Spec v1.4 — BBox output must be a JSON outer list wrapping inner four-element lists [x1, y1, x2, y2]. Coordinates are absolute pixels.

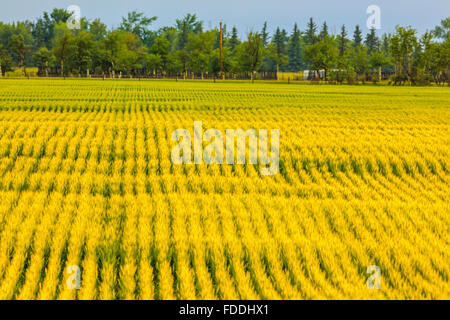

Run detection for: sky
[[0, 0, 449, 37]]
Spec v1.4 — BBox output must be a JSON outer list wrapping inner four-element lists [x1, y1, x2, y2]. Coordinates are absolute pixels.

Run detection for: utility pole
[[220, 22, 224, 80]]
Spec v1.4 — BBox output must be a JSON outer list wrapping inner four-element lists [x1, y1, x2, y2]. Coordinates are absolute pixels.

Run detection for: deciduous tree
[[304, 36, 338, 80], [238, 32, 264, 82]]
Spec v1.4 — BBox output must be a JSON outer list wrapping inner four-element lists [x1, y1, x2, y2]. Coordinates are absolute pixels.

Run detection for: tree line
[[0, 9, 448, 84]]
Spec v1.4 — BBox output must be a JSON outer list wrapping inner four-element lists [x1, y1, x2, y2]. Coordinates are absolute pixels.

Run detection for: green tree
[[353, 25, 363, 47], [389, 26, 418, 82], [433, 17, 450, 41], [90, 19, 107, 41], [287, 23, 303, 71], [0, 45, 13, 76], [338, 25, 348, 57], [369, 51, 390, 82], [319, 22, 329, 40], [120, 11, 157, 46], [31, 13, 53, 49], [261, 22, 269, 47], [210, 46, 233, 74], [166, 50, 185, 75], [186, 30, 216, 77], [381, 34, 390, 54], [350, 44, 368, 81], [100, 30, 146, 77], [30, 8, 72, 50], [334, 50, 352, 84], [418, 31, 434, 74], [50, 8, 72, 24], [428, 39, 449, 84], [68, 32, 95, 76], [52, 25, 73, 76], [32, 47, 54, 76], [305, 18, 317, 45], [238, 32, 264, 82], [100, 30, 121, 76], [9, 34, 31, 75], [365, 28, 379, 54], [279, 29, 289, 71], [304, 36, 338, 80], [176, 14, 203, 50], [145, 53, 162, 75], [115, 32, 146, 76], [228, 26, 240, 52], [214, 24, 227, 50], [269, 28, 289, 78], [150, 36, 171, 73]]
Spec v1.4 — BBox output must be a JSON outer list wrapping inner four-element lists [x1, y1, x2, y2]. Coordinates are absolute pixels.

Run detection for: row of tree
[[0, 9, 448, 84]]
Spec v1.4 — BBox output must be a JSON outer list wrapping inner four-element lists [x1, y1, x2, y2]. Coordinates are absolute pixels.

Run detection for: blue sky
[[1, 0, 449, 37]]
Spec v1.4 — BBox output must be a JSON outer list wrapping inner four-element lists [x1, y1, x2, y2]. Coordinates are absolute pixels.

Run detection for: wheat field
[[0, 79, 448, 300]]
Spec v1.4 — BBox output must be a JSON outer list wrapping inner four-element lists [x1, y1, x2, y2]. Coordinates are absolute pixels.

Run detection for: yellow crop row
[[0, 79, 448, 299]]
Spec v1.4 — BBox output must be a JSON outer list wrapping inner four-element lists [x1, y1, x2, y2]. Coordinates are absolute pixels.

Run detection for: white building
[[303, 70, 326, 80]]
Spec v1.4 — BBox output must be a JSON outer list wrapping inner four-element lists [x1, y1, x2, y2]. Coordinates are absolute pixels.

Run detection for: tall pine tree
[[319, 22, 329, 40], [338, 25, 348, 56], [353, 25, 362, 47], [272, 28, 288, 55], [261, 22, 269, 47], [269, 27, 289, 76], [365, 27, 379, 54], [287, 23, 303, 71], [260, 22, 271, 72], [229, 26, 240, 51], [305, 18, 317, 45], [280, 29, 289, 71], [381, 33, 390, 54]]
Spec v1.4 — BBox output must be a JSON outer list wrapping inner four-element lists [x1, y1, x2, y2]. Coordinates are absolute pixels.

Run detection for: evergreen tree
[[229, 26, 240, 51], [287, 23, 303, 71], [31, 14, 53, 49], [365, 27, 379, 54], [272, 28, 288, 56], [261, 22, 269, 47], [338, 25, 348, 56], [381, 33, 390, 54], [280, 30, 289, 54], [31, 9, 71, 49], [259, 22, 271, 72], [269, 28, 289, 77], [353, 25, 362, 47], [319, 22, 329, 40], [305, 17, 317, 45], [272, 28, 285, 54]]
